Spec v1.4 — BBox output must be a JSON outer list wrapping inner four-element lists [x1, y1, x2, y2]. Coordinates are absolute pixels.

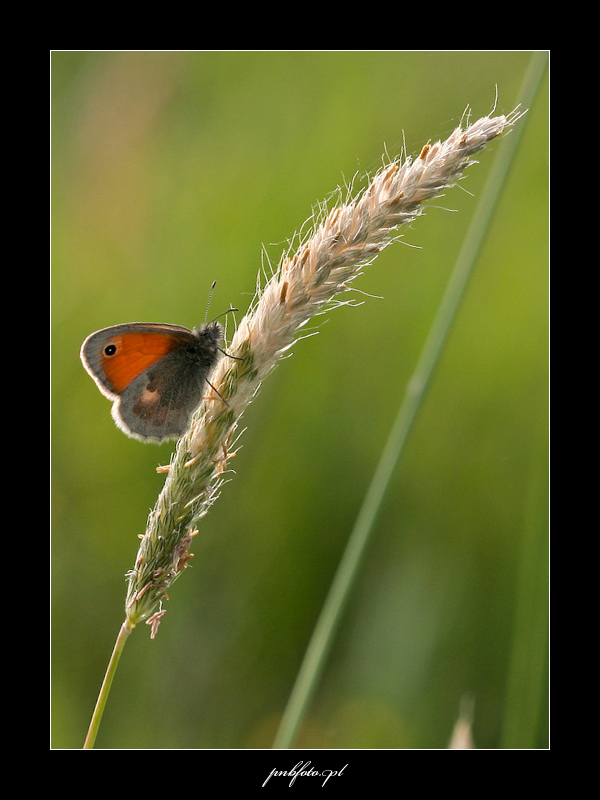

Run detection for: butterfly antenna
[[204, 280, 218, 323], [211, 307, 238, 324], [205, 281, 238, 325]]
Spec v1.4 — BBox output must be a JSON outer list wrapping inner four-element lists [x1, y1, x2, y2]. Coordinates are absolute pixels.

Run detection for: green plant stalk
[[501, 399, 549, 748], [273, 52, 548, 749], [83, 620, 135, 749]]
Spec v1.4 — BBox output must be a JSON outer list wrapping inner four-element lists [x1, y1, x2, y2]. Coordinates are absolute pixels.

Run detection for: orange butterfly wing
[[99, 331, 183, 394], [81, 324, 195, 397]]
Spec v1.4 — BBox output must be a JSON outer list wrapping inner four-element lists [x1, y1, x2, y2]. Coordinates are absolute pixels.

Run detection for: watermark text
[[263, 760, 347, 787]]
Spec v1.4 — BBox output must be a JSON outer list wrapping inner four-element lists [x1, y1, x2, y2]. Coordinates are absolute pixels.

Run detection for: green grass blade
[[273, 52, 549, 750]]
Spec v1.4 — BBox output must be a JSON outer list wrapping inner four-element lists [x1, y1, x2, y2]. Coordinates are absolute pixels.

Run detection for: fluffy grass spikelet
[[125, 108, 521, 632]]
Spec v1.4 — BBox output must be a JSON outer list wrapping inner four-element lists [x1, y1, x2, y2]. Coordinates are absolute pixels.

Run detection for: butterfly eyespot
[[104, 344, 117, 356]]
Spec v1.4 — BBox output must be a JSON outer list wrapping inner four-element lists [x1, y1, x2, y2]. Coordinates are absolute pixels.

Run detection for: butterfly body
[[80, 321, 224, 442]]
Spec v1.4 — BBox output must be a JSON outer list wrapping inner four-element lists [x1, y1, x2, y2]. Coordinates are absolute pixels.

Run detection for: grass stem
[[273, 52, 548, 750], [83, 620, 135, 749]]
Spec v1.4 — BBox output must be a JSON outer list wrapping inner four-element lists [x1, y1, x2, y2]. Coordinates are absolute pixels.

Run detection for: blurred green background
[[51, 51, 548, 750]]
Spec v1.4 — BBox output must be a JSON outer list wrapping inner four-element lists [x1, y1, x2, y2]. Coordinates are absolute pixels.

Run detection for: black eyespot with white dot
[[104, 344, 117, 356]]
